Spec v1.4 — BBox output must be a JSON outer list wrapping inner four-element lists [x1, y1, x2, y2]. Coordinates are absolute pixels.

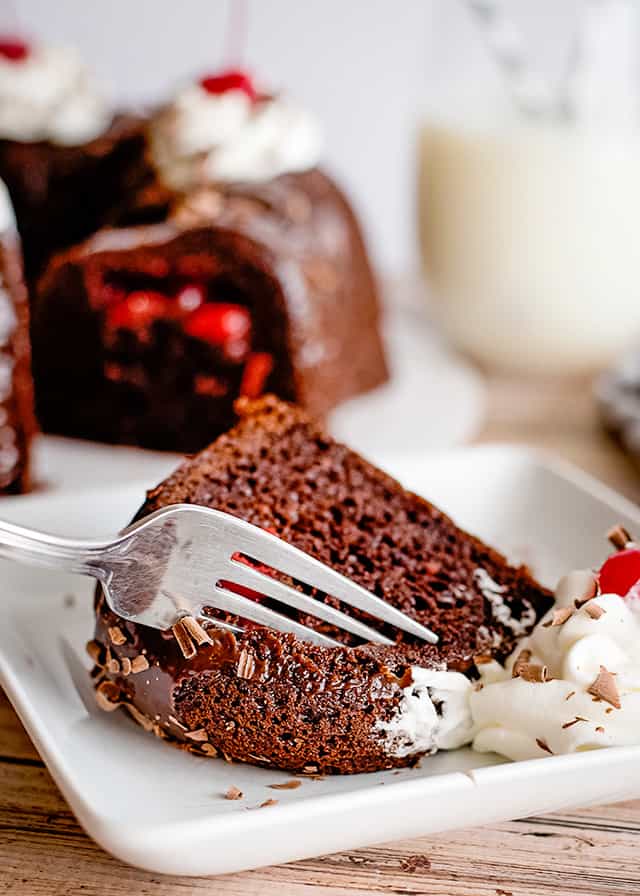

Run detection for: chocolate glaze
[[92, 397, 553, 774], [0, 114, 146, 282]]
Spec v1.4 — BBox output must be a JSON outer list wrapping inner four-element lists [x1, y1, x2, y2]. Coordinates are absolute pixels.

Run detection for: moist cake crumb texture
[[92, 396, 552, 774]]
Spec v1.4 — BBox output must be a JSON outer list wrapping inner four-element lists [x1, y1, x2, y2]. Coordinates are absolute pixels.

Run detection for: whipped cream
[[149, 81, 323, 191], [471, 570, 640, 760], [0, 43, 111, 145], [0, 179, 15, 232], [377, 666, 475, 757]]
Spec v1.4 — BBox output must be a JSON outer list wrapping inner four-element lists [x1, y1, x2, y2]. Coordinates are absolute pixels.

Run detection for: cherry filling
[[0, 37, 29, 62], [102, 281, 273, 399]]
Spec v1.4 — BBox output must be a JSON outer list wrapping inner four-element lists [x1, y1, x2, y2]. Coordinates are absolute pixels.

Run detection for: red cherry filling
[[105, 290, 171, 332], [183, 303, 250, 350], [240, 352, 274, 398], [0, 37, 29, 62], [599, 547, 640, 596], [199, 69, 256, 101]]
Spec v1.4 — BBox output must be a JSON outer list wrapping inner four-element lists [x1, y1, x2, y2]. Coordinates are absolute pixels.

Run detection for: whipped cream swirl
[[0, 44, 111, 145], [149, 82, 323, 191], [471, 570, 640, 760]]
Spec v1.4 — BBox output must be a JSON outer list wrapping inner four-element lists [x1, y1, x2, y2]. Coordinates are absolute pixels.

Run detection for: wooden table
[[3, 373, 640, 896]]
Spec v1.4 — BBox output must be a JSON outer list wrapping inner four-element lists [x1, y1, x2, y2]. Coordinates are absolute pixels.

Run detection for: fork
[[0, 504, 438, 647]]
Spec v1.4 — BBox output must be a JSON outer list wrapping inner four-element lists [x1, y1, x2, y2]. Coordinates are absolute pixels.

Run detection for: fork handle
[[0, 519, 111, 581]]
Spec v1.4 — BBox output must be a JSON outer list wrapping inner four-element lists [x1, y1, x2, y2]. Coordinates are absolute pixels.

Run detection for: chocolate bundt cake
[[0, 38, 145, 279], [32, 70, 387, 453], [90, 397, 552, 774], [0, 178, 35, 493]]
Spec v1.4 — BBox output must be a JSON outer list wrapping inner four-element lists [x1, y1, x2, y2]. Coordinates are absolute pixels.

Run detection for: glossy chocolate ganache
[[90, 397, 552, 775]]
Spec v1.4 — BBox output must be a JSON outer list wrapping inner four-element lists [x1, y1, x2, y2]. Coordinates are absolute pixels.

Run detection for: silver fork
[[0, 504, 438, 647]]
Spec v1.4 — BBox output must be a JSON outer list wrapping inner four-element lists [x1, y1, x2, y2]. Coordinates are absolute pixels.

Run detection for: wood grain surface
[[3, 371, 640, 895]]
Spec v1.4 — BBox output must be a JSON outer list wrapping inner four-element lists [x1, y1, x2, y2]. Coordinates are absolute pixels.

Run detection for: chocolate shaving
[[85, 639, 105, 666], [130, 655, 149, 673], [588, 666, 621, 709], [180, 615, 213, 646], [185, 728, 209, 742], [515, 662, 549, 683], [607, 524, 633, 551], [268, 780, 301, 790], [512, 649, 532, 678], [542, 607, 573, 628], [106, 657, 120, 675], [120, 656, 132, 676], [562, 716, 588, 729], [107, 625, 127, 646], [259, 799, 278, 808], [125, 703, 155, 732], [565, 691, 576, 701], [237, 649, 256, 680], [585, 603, 606, 619], [171, 619, 197, 659], [201, 743, 218, 757], [572, 573, 599, 607], [302, 764, 319, 774], [94, 680, 122, 712], [224, 786, 243, 800], [536, 738, 554, 755]]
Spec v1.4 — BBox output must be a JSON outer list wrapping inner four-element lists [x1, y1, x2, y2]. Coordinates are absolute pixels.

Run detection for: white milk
[[419, 122, 640, 374]]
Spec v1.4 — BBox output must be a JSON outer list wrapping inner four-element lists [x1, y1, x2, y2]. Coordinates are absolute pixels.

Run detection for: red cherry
[[0, 37, 29, 62], [183, 303, 250, 348], [599, 548, 640, 596], [106, 291, 171, 332], [199, 69, 256, 101]]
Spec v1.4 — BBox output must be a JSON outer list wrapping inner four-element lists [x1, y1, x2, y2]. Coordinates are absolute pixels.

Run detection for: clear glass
[[419, 0, 640, 375]]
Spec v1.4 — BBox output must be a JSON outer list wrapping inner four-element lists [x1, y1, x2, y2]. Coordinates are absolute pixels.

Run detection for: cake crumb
[[259, 798, 279, 808], [224, 786, 243, 800], [536, 738, 554, 755]]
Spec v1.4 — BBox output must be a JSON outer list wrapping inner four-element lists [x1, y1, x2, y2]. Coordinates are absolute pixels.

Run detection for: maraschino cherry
[[0, 37, 29, 62], [199, 69, 256, 101], [599, 547, 640, 596]]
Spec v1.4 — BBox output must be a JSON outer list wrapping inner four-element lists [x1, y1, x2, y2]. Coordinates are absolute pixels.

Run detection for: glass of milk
[[419, 1, 640, 375]]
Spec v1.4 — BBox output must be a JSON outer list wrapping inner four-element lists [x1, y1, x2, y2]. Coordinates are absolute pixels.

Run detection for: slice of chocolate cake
[[91, 397, 552, 774], [32, 71, 387, 453], [0, 179, 36, 493], [0, 38, 146, 280]]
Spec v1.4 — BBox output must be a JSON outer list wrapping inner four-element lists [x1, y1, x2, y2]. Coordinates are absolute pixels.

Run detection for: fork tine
[[226, 559, 394, 645], [225, 517, 439, 645], [208, 585, 339, 647]]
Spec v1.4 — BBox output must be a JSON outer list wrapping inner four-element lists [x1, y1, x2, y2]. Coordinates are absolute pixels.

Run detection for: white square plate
[[2, 445, 640, 876]]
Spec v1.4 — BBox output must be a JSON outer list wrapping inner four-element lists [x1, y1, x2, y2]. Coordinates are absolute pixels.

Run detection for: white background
[[13, 1, 579, 275]]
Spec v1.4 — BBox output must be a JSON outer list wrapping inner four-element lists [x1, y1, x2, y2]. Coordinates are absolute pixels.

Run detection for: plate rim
[[3, 442, 640, 874]]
